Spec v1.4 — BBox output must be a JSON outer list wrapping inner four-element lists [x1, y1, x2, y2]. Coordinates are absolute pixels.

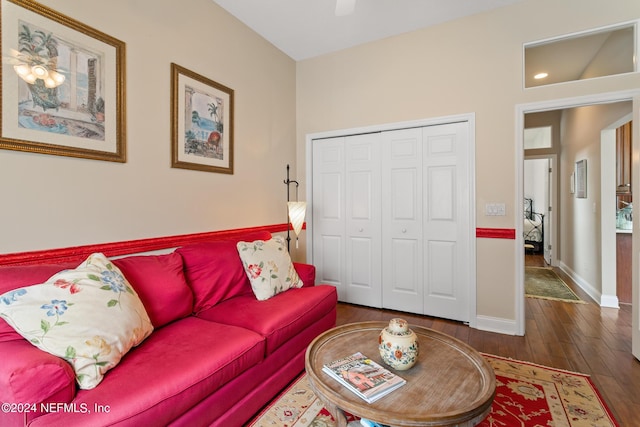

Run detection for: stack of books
[[322, 352, 406, 404]]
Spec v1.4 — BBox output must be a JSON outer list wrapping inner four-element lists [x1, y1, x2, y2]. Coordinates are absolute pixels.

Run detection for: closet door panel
[[388, 237, 421, 294], [382, 128, 423, 314], [427, 166, 455, 221], [344, 134, 382, 307], [391, 168, 418, 219], [318, 235, 343, 284], [312, 137, 347, 299], [349, 237, 374, 286], [426, 240, 456, 296], [423, 123, 470, 322]]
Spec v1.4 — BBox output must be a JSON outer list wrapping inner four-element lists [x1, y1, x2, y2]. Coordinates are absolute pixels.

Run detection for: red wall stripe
[[476, 228, 516, 239], [1, 224, 509, 267], [0, 223, 301, 267]]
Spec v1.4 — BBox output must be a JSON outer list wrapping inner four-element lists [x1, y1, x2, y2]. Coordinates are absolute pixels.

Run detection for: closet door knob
[[359, 228, 364, 232], [402, 228, 407, 233]]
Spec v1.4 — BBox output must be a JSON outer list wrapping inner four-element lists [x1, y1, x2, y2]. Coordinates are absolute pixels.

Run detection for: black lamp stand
[[283, 164, 299, 252]]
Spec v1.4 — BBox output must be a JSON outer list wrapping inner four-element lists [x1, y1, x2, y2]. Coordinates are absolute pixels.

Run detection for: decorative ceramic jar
[[378, 318, 419, 370]]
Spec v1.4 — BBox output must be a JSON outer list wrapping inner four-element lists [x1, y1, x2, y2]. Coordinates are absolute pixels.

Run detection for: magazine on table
[[359, 419, 390, 427], [322, 352, 406, 404]]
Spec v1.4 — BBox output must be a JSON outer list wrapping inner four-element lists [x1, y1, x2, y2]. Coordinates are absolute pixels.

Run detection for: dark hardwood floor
[[334, 253, 639, 426]]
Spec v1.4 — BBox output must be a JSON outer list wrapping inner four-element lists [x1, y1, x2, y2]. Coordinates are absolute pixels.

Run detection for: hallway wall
[[560, 102, 632, 299]]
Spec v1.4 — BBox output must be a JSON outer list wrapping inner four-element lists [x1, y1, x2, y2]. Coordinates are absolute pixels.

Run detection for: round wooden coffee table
[[305, 321, 495, 427]]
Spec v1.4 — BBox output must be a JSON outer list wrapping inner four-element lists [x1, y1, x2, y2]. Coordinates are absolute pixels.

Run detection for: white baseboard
[[600, 294, 620, 308], [558, 262, 616, 307], [475, 315, 521, 336]]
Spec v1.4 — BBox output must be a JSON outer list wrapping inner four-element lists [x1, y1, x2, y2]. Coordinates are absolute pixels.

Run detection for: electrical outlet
[[485, 203, 506, 216]]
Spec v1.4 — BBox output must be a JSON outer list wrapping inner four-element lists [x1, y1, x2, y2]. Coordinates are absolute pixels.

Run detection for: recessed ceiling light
[[335, 0, 356, 16], [534, 72, 548, 79]]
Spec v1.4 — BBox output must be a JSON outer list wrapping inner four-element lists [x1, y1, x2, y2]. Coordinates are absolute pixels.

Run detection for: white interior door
[[344, 133, 382, 307], [543, 158, 552, 265], [312, 137, 346, 300], [381, 128, 424, 313], [422, 122, 471, 322]]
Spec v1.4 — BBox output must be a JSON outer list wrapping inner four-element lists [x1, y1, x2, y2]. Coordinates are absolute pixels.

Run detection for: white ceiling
[[211, 0, 525, 61]]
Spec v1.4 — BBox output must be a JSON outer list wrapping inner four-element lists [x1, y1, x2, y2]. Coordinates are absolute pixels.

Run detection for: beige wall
[[0, 0, 297, 253], [296, 0, 640, 323]]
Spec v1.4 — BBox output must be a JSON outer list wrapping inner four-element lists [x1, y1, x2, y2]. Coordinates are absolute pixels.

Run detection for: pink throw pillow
[[113, 253, 193, 327], [177, 231, 271, 312]]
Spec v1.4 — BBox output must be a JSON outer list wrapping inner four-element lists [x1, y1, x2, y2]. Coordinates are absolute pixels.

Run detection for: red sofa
[[0, 231, 337, 426]]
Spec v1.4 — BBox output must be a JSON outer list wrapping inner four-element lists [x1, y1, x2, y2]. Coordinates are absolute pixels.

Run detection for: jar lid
[[388, 318, 409, 334]]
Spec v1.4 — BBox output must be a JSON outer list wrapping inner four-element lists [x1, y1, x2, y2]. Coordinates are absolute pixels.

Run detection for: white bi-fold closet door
[[311, 121, 471, 322]]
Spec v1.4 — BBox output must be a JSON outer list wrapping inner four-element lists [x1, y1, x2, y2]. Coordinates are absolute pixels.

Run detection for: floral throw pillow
[[0, 253, 153, 389], [236, 236, 303, 301]]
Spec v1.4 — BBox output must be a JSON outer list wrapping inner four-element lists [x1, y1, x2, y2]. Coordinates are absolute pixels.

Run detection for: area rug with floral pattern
[[248, 354, 619, 427]]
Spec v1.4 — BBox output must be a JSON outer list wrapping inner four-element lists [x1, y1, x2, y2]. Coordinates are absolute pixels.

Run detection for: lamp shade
[[287, 201, 307, 237]]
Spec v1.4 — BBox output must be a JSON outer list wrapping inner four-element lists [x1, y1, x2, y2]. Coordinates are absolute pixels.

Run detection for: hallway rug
[[249, 354, 618, 427], [525, 266, 586, 304]]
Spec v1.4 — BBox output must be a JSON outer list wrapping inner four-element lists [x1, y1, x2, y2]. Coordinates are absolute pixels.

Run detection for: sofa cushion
[[293, 262, 316, 288], [0, 253, 154, 389], [236, 236, 303, 300], [29, 317, 265, 427], [176, 231, 272, 312], [0, 263, 76, 343], [0, 339, 76, 404], [197, 284, 338, 355], [113, 252, 193, 327]]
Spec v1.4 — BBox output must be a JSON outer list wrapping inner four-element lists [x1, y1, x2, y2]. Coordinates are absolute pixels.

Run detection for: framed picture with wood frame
[[171, 63, 234, 174], [0, 0, 126, 162]]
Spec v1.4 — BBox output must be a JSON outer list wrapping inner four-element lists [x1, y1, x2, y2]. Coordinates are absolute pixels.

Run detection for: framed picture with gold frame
[[171, 63, 234, 174], [0, 0, 126, 162]]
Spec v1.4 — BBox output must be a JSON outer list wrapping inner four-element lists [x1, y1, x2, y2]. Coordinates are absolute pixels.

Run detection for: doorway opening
[[515, 91, 639, 338], [524, 155, 556, 267]]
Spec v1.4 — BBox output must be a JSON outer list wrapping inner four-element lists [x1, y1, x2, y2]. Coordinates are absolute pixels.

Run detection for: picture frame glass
[[0, 0, 125, 161], [172, 63, 234, 174]]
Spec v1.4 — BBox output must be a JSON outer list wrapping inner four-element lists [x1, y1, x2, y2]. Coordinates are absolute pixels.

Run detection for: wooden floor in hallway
[[335, 253, 639, 426]]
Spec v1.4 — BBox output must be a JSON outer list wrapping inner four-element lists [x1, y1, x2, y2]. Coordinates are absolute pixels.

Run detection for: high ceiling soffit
[[211, 0, 526, 60]]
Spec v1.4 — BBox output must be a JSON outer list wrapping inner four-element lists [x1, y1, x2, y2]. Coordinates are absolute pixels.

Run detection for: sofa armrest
[[293, 262, 316, 287], [0, 339, 76, 404]]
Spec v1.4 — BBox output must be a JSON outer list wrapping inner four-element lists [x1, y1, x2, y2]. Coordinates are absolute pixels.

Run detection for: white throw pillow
[[237, 236, 303, 301], [0, 253, 153, 389]]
